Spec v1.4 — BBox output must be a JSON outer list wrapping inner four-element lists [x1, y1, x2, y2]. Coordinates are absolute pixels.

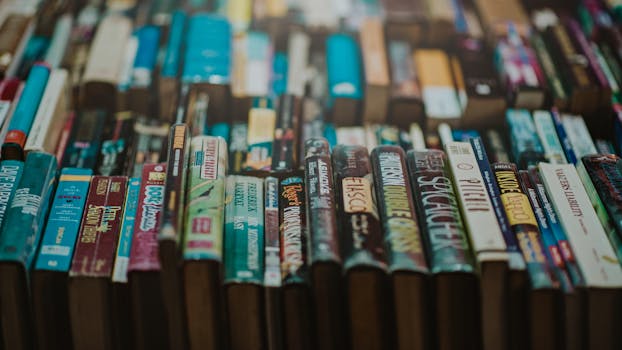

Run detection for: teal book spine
[[0, 160, 24, 228], [224, 175, 264, 284], [35, 168, 93, 272], [326, 33, 363, 103], [111, 177, 141, 283], [0, 152, 57, 268]]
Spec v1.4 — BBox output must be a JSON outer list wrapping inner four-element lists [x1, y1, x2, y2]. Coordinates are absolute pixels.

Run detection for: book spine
[[82, 15, 132, 86], [336, 126, 366, 146], [36, 168, 93, 272], [242, 31, 272, 97], [245, 98, 276, 172], [530, 32, 567, 104], [360, 18, 389, 124], [131, 25, 160, 88], [519, 170, 574, 292], [376, 125, 400, 146], [0, 152, 56, 267], [323, 123, 337, 149], [0, 79, 20, 129], [264, 176, 281, 287], [44, 13, 72, 68], [532, 110, 567, 164], [506, 109, 545, 169], [0, 160, 23, 229], [229, 122, 248, 174], [272, 94, 301, 172], [388, 40, 422, 100], [0, 14, 33, 78], [326, 33, 363, 102], [112, 177, 140, 283], [183, 136, 227, 261], [561, 114, 597, 160], [304, 138, 340, 264], [272, 52, 288, 96], [406, 149, 475, 273], [279, 173, 308, 285], [97, 112, 135, 176], [209, 122, 230, 142], [128, 164, 166, 272], [332, 145, 386, 271], [2, 63, 50, 159], [159, 123, 190, 247], [550, 109, 577, 164], [70, 176, 128, 277], [227, 0, 252, 33], [538, 163, 622, 287], [182, 14, 231, 84], [371, 146, 428, 273], [61, 109, 107, 170], [54, 111, 75, 166], [492, 162, 556, 289], [469, 137, 525, 270], [224, 175, 264, 284], [161, 11, 186, 78]]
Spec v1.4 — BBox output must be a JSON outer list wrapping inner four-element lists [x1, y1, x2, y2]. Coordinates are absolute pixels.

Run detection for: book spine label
[[0, 160, 23, 228], [70, 176, 128, 277], [304, 138, 340, 264], [0, 152, 57, 267], [272, 94, 301, 171], [245, 99, 276, 172], [183, 136, 227, 261], [128, 164, 166, 272], [224, 175, 264, 284], [371, 146, 428, 273], [506, 109, 545, 168], [279, 174, 308, 285], [112, 177, 140, 283], [36, 168, 93, 272], [539, 163, 622, 287], [493, 162, 557, 289], [470, 137, 525, 270], [264, 176, 281, 286], [406, 149, 475, 273], [446, 142, 508, 262], [333, 145, 386, 271], [326, 33, 363, 101], [533, 110, 567, 164], [159, 124, 190, 246]]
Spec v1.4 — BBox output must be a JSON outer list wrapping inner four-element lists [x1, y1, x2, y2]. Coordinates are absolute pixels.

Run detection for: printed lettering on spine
[[0, 160, 23, 229]]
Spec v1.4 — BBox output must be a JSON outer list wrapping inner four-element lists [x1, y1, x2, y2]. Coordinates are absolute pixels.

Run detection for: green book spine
[[0, 160, 24, 228]]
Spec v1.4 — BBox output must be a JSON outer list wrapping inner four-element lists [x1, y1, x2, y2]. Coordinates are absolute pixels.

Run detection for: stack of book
[[0, 0, 621, 350]]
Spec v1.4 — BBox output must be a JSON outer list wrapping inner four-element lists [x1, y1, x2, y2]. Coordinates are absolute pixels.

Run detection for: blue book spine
[[209, 122, 230, 142], [551, 109, 577, 165], [182, 14, 231, 84], [0, 160, 24, 228], [161, 10, 186, 78], [452, 129, 481, 142], [323, 123, 337, 150], [4, 64, 51, 152], [132, 25, 161, 87], [506, 109, 545, 168], [326, 33, 363, 104], [0, 152, 57, 268], [272, 52, 288, 96], [35, 168, 93, 272], [469, 137, 524, 270], [111, 177, 140, 283]]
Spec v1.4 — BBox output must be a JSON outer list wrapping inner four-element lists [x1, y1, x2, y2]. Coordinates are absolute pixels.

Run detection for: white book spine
[[286, 31, 310, 97], [533, 110, 567, 164], [82, 15, 132, 86], [539, 163, 622, 288], [446, 141, 508, 262], [409, 123, 426, 151], [562, 114, 597, 160]]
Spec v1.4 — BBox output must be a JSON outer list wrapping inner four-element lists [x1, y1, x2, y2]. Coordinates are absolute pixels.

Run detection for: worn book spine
[[279, 173, 308, 285], [272, 94, 301, 172], [332, 145, 387, 271], [112, 177, 140, 283], [97, 112, 135, 176], [304, 138, 340, 264], [159, 123, 190, 251], [532, 110, 567, 164], [224, 175, 264, 284], [70, 176, 128, 277], [2, 63, 50, 160], [36, 168, 93, 272], [470, 137, 525, 270], [0, 152, 57, 267], [506, 109, 545, 169], [183, 136, 227, 261], [229, 122, 248, 174], [493, 162, 557, 289], [371, 146, 427, 273], [128, 164, 166, 272], [0, 160, 23, 229], [446, 142, 509, 262], [61, 109, 107, 170], [264, 176, 281, 287], [245, 98, 276, 172]]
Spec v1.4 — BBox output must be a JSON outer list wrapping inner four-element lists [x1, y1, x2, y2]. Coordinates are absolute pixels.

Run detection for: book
[[539, 163, 622, 350], [387, 40, 424, 129], [97, 111, 135, 176], [445, 141, 509, 350], [561, 114, 597, 161], [472, 0, 530, 43], [332, 145, 390, 350], [279, 173, 312, 349], [245, 97, 276, 173], [32, 168, 92, 350], [111, 177, 140, 350], [184, 136, 227, 350], [224, 175, 265, 350], [413, 49, 462, 130], [530, 31, 568, 109], [406, 149, 479, 350], [127, 163, 169, 350], [61, 109, 107, 170], [128, 25, 160, 117], [336, 126, 366, 147], [158, 10, 185, 122], [384, 0, 426, 44], [286, 31, 310, 98], [423, 0, 456, 43], [550, 109, 578, 165], [68, 175, 128, 350], [532, 110, 567, 164], [326, 33, 363, 126], [272, 94, 301, 172], [128, 117, 169, 177], [360, 18, 389, 124], [2, 63, 50, 160], [229, 122, 248, 174], [370, 146, 430, 350], [0, 14, 34, 79], [0, 151, 56, 350], [44, 13, 72, 69], [263, 175, 283, 350], [0, 78, 21, 133], [506, 109, 546, 169]]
